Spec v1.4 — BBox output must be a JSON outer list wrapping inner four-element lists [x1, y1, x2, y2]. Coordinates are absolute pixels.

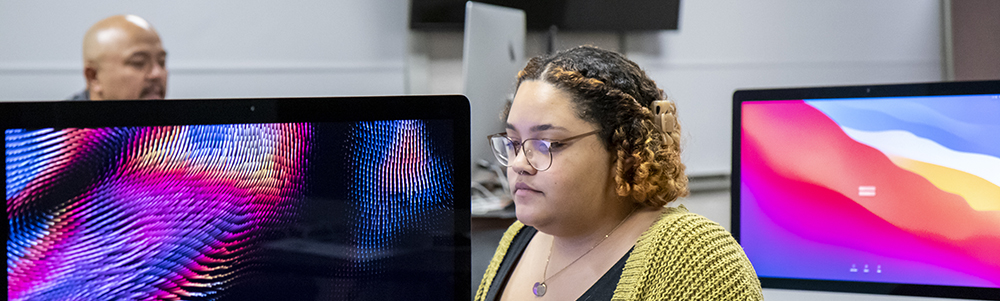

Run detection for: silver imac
[[463, 1, 526, 177]]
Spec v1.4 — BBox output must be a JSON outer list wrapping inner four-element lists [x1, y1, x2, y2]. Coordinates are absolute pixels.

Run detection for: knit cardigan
[[475, 206, 764, 301]]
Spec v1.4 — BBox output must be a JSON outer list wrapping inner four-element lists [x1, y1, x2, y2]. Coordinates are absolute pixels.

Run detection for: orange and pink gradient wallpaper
[[740, 96, 1000, 288]]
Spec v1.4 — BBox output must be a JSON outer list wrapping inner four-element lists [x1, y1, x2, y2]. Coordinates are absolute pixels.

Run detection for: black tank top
[[481, 226, 633, 301]]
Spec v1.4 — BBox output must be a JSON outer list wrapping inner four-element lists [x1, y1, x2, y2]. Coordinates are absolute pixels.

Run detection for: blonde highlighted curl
[[505, 46, 688, 207]]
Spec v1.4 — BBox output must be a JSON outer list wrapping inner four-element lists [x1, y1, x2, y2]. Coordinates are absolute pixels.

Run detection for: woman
[[476, 46, 762, 300]]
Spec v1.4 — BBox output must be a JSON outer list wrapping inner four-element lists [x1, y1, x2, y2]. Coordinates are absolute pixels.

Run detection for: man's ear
[[84, 65, 99, 95]]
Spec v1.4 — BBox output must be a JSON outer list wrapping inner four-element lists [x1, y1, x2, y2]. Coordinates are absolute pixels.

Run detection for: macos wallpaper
[[740, 95, 1000, 288], [7, 120, 456, 300]]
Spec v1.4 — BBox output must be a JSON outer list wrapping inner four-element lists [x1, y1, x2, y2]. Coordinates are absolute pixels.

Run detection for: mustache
[[140, 84, 165, 98]]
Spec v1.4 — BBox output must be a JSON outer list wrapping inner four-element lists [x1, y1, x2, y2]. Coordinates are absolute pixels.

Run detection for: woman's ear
[[613, 155, 638, 198], [622, 156, 636, 171]]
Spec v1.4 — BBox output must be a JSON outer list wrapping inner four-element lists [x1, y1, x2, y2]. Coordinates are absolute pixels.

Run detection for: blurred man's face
[[90, 28, 167, 100]]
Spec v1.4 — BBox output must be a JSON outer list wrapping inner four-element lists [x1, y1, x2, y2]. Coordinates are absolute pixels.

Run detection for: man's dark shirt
[[68, 89, 90, 101]]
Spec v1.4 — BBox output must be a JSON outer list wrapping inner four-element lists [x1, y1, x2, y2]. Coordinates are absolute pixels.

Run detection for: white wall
[[410, 0, 945, 177], [0, 0, 409, 101], [631, 0, 944, 176]]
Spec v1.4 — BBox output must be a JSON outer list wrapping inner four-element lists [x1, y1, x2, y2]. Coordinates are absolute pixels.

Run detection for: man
[[69, 15, 168, 101]]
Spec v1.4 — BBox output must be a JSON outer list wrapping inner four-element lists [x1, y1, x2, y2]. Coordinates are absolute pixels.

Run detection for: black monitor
[[732, 80, 1000, 300], [4, 96, 471, 300], [410, 0, 680, 31]]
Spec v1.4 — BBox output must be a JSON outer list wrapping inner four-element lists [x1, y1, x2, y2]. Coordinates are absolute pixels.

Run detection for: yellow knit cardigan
[[475, 206, 764, 300]]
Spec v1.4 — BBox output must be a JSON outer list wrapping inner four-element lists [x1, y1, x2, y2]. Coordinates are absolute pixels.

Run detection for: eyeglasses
[[487, 130, 599, 171]]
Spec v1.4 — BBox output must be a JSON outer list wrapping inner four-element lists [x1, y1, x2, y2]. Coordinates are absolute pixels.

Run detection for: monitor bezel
[[730, 80, 1000, 300], [2, 95, 472, 300]]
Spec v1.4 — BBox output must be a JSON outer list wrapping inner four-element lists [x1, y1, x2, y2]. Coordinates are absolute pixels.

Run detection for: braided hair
[[505, 46, 688, 207]]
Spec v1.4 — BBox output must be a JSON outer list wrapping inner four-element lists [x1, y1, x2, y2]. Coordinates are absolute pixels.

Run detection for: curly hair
[[505, 46, 688, 207]]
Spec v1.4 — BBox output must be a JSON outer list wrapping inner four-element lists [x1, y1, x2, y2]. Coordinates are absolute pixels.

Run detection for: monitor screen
[[4, 96, 470, 301], [732, 80, 1000, 300]]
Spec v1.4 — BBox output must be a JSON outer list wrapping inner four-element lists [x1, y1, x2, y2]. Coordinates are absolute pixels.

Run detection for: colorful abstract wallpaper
[[740, 95, 1000, 289], [7, 120, 457, 300]]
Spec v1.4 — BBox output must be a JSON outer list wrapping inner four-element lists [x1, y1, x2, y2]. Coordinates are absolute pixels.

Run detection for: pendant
[[533, 282, 547, 297]]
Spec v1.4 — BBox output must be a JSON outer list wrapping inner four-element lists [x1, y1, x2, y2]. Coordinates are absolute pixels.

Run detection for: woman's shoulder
[[493, 220, 529, 248], [646, 205, 732, 243], [641, 205, 748, 264], [613, 205, 763, 300]]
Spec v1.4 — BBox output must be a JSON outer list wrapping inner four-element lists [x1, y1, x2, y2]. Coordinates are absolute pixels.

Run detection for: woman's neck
[[544, 204, 654, 252]]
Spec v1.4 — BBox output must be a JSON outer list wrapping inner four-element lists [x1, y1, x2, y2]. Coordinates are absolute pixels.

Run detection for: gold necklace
[[532, 208, 637, 297]]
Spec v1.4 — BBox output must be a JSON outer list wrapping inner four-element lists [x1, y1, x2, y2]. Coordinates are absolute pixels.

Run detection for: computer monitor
[[732, 80, 1000, 300], [463, 1, 525, 173], [4, 96, 471, 300], [411, 0, 680, 32]]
